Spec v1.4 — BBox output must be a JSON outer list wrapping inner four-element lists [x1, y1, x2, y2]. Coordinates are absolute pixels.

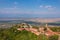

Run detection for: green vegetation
[[49, 27, 60, 32], [38, 34, 48, 40], [0, 25, 59, 40], [49, 35, 58, 40], [0, 25, 38, 40]]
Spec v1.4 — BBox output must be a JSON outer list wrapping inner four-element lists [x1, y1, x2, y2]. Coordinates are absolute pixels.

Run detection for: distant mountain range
[[0, 18, 60, 26], [0, 18, 60, 23]]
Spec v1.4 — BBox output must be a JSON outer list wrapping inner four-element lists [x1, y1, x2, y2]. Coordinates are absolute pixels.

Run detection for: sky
[[0, 0, 60, 18]]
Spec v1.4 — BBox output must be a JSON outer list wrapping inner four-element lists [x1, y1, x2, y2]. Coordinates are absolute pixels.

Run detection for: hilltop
[[0, 23, 60, 40]]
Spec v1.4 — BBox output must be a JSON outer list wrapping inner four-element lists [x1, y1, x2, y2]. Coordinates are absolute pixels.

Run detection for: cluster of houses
[[17, 23, 59, 36]]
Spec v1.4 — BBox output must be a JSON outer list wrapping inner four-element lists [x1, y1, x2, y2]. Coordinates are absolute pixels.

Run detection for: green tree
[[49, 35, 58, 40], [38, 34, 48, 40]]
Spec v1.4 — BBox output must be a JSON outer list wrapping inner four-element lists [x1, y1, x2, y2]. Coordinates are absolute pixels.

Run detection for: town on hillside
[[17, 23, 60, 37]]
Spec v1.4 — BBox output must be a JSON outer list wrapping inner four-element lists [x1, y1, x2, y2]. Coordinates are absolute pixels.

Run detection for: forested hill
[[0, 25, 59, 40]]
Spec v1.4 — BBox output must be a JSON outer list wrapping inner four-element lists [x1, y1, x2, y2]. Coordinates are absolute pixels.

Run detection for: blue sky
[[0, 0, 60, 18]]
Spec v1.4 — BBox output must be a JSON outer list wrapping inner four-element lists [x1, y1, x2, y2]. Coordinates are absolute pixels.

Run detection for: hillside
[[0, 23, 59, 40]]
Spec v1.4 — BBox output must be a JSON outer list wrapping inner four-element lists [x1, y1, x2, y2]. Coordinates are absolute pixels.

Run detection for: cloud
[[45, 5, 56, 10], [0, 7, 59, 14], [45, 5, 52, 8], [14, 2, 18, 5], [0, 5, 58, 14], [0, 7, 21, 14], [40, 5, 43, 8], [4, 7, 19, 10], [40, 5, 56, 10]]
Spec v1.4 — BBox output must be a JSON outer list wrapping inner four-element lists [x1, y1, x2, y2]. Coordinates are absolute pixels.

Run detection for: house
[[17, 23, 59, 36]]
